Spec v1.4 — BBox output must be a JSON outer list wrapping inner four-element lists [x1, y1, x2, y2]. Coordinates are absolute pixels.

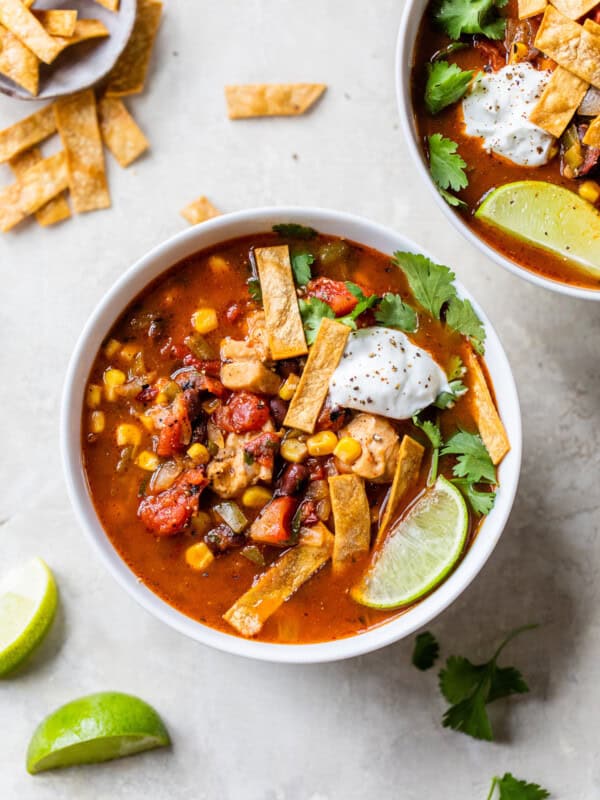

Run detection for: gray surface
[[0, 1, 598, 797]]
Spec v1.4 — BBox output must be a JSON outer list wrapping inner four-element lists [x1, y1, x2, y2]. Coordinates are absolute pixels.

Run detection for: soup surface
[[82, 228, 508, 644]]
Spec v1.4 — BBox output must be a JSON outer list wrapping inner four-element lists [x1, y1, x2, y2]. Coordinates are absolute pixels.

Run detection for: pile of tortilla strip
[[0, 0, 162, 232], [521, 0, 600, 146]]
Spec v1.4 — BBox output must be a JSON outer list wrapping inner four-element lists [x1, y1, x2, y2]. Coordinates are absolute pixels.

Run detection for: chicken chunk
[[221, 360, 281, 395], [207, 424, 275, 498], [339, 413, 399, 483], [220, 310, 270, 362]]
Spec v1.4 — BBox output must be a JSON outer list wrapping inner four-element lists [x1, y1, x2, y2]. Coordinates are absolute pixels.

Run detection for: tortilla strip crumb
[[94, 0, 120, 10], [0, 0, 62, 64], [180, 195, 221, 225], [54, 90, 110, 213], [224, 83, 326, 119], [97, 95, 149, 167], [518, 0, 547, 18], [283, 318, 349, 434], [105, 0, 162, 97], [0, 105, 55, 163], [329, 474, 371, 573], [9, 147, 71, 226], [0, 23, 39, 96], [534, 6, 600, 88], [0, 150, 68, 232], [52, 19, 109, 58], [377, 435, 425, 542], [464, 348, 510, 466], [529, 66, 589, 137], [550, 0, 598, 19], [583, 114, 600, 145], [32, 9, 77, 38]]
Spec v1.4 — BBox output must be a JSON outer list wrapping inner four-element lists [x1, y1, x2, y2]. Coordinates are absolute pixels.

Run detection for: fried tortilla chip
[[518, 0, 548, 18], [535, 6, 600, 87], [224, 83, 326, 119], [0, 24, 39, 95], [105, 0, 162, 96], [9, 147, 70, 226], [377, 435, 425, 541], [0, 0, 62, 63], [529, 66, 589, 137], [254, 245, 308, 360], [0, 105, 55, 163], [180, 195, 221, 225], [54, 90, 110, 213], [284, 318, 349, 433], [464, 348, 510, 465], [97, 95, 149, 167], [94, 0, 120, 10], [32, 9, 77, 37], [583, 114, 600, 145], [0, 150, 68, 232], [52, 19, 109, 57], [329, 474, 371, 573], [550, 0, 598, 18], [223, 526, 333, 637]]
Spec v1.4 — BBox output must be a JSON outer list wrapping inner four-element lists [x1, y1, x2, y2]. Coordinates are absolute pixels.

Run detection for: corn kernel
[[86, 384, 102, 409], [509, 41, 529, 64], [278, 374, 300, 401], [579, 180, 600, 205], [280, 439, 309, 463], [207, 255, 231, 275], [190, 512, 212, 536], [242, 486, 272, 508], [136, 450, 160, 471], [307, 431, 338, 456], [139, 413, 155, 433], [185, 542, 214, 571], [191, 308, 218, 335], [333, 436, 363, 465], [116, 423, 142, 447], [119, 343, 139, 363], [103, 368, 126, 387], [104, 338, 121, 358], [90, 410, 105, 434], [187, 443, 210, 464], [202, 397, 220, 414]]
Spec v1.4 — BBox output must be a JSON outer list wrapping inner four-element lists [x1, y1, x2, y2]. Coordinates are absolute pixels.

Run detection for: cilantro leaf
[[446, 296, 486, 354], [393, 251, 456, 319], [425, 60, 474, 115], [412, 631, 440, 671], [247, 278, 262, 304], [273, 223, 317, 240], [291, 251, 314, 286], [375, 292, 418, 332], [299, 297, 334, 345], [453, 479, 496, 515], [439, 625, 536, 741], [434, 0, 507, 41], [439, 187, 468, 208], [412, 414, 443, 484], [488, 773, 550, 800], [441, 429, 496, 484], [434, 378, 468, 409], [447, 354, 465, 381], [338, 282, 379, 328], [428, 133, 468, 192]]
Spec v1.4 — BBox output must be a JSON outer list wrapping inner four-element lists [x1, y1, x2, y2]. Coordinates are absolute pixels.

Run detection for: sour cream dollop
[[462, 63, 554, 167], [328, 327, 450, 420]]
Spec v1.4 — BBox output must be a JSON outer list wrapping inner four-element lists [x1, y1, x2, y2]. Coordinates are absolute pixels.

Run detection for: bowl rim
[[60, 206, 522, 664], [395, 0, 600, 302]]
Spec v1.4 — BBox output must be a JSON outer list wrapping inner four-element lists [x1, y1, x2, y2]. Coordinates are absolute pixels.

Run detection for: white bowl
[[61, 208, 522, 664], [395, 0, 600, 301]]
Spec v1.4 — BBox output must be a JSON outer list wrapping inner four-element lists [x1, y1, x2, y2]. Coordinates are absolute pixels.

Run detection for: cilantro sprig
[[439, 625, 536, 740], [298, 297, 335, 345], [446, 296, 486, 354], [486, 773, 550, 800], [247, 278, 262, 304], [425, 60, 474, 115], [338, 282, 380, 329], [412, 631, 440, 671], [442, 429, 497, 514], [434, 0, 508, 40], [272, 223, 317, 239], [412, 414, 443, 485], [291, 251, 314, 286], [428, 133, 468, 208], [375, 292, 418, 332]]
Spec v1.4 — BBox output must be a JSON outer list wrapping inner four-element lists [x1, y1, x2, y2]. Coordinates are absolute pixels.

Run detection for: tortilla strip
[[54, 90, 110, 213], [9, 147, 70, 226], [529, 66, 589, 137], [254, 245, 308, 360], [95, 0, 120, 10], [225, 83, 326, 119], [534, 6, 600, 88], [223, 527, 333, 637], [550, 0, 598, 18], [32, 9, 77, 37], [377, 435, 425, 541], [0, 150, 68, 232], [0, 105, 56, 163], [180, 195, 221, 225], [97, 95, 149, 167], [329, 474, 371, 573], [583, 114, 600, 145], [105, 0, 162, 96], [52, 19, 109, 57], [518, 0, 548, 18], [284, 318, 349, 433], [464, 348, 510, 465], [0, 24, 39, 95], [0, 0, 62, 63]]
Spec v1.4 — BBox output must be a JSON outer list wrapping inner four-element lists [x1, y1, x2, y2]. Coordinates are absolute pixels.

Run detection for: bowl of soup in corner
[[61, 208, 522, 663]]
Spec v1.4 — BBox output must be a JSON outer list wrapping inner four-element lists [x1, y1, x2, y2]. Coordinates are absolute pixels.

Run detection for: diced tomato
[[181, 355, 222, 377], [250, 496, 298, 546], [244, 431, 281, 467], [159, 338, 188, 360], [156, 394, 191, 457], [306, 277, 358, 316], [213, 391, 270, 434], [225, 302, 245, 323], [474, 39, 506, 71], [138, 468, 207, 536]]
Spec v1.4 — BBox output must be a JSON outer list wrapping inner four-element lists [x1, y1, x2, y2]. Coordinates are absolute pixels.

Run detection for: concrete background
[[1, 1, 598, 797]]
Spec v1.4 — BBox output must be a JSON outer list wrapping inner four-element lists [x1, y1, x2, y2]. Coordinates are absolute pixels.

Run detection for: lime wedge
[[27, 692, 170, 773], [0, 557, 57, 677], [475, 180, 600, 276], [351, 476, 468, 609]]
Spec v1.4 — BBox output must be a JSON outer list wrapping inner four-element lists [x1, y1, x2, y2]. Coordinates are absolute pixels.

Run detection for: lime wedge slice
[[0, 557, 57, 677], [27, 692, 171, 773], [351, 476, 468, 609], [475, 180, 600, 276]]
